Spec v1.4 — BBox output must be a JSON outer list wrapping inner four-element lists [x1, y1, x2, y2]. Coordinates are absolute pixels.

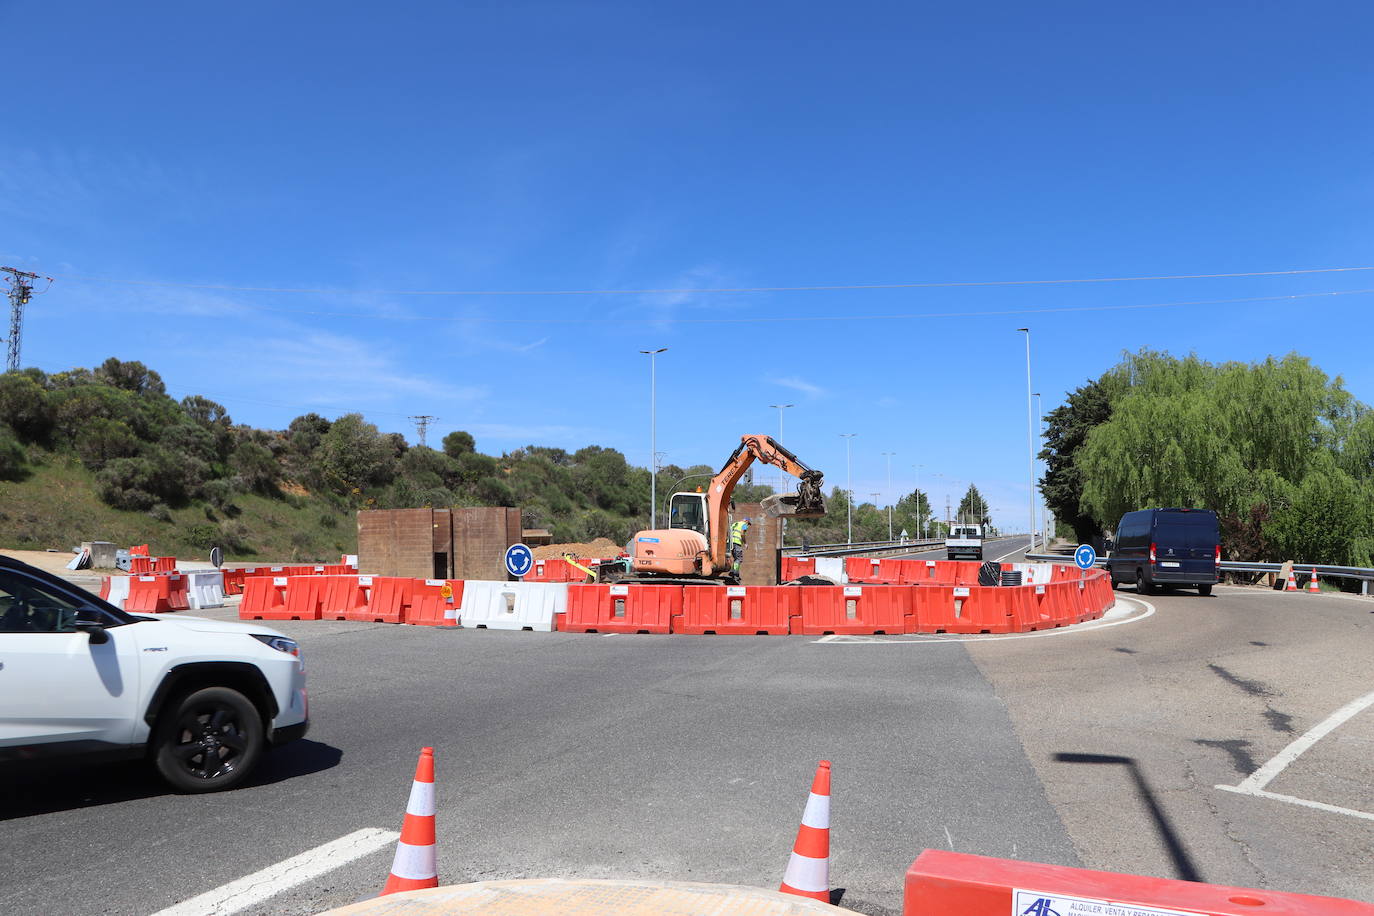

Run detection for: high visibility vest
[[730, 521, 748, 546]]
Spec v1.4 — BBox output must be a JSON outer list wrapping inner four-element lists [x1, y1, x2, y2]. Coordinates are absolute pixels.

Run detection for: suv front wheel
[[153, 686, 265, 793]]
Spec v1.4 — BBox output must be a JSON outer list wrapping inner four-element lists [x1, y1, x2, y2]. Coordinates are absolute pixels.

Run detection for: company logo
[[1021, 899, 1062, 916]]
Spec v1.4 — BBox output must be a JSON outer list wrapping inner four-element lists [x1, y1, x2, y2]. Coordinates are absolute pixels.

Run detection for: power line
[[91, 286, 1374, 326], [52, 265, 1374, 297]]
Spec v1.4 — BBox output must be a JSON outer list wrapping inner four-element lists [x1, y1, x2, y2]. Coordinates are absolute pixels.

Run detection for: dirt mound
[[532, 538, 622, 560]]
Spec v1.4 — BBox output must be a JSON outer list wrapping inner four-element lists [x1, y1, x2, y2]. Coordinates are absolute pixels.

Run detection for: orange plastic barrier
[[676, 585, 797, 634], [794, 585, 911, 635], [322, 576, 371, 620], [844, 557, 906, 584], [153, 556, 177, 573], [526, 557, 592, 583], [903, 849, 1372, 916], [129, 544, 149, 557], [129, 556, 154, 575], [220, 567, 245, 595], [910, 586, 1016, 634], [781, 556, 815, 581], [406, 579, 463, 627], [238, 576, 290, 619], [126, 574, 190, 613], [282, 575, 328, 620], [347, 576, 408, 623], [562, 584, 681, 633]]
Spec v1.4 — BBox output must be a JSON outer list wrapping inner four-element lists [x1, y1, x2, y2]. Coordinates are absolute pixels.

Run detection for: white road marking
[[813, 597, 1154, 645], [148, 827, 400, 916], [991, 543, 1026, 563], [1214, 688, 1374, 821], [943, 825, 955, 849]]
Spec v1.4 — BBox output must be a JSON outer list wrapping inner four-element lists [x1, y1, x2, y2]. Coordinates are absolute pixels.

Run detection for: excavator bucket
[[761, 475, 826, 519]]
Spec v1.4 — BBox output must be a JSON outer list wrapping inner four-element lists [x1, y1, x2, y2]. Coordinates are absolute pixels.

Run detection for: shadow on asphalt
[[1053, 752, 1202, 883], [0, 738, 342, 820]]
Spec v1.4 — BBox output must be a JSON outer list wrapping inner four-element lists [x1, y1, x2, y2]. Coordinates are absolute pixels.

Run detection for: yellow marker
[[440, 583, 453, 600]]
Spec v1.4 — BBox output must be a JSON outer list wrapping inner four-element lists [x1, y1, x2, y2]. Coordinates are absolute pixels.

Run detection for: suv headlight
[[251, 634, 301, 659]]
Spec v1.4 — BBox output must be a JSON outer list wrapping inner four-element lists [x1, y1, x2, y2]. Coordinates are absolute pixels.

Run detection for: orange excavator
[[601, 434, 826, 585]]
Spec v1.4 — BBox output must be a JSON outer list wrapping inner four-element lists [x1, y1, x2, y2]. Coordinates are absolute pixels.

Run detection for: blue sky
[[5, 1, 1373, 530]]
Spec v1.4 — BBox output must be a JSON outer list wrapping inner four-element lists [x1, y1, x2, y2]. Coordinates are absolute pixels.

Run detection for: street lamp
[[639, 348, 667, 528], [839, 433, 857, 544], [1033, 392, 1044, 548], [1017, 329, 1033, 556], [880, 452, 895, 541], [769, 404, 795, 491], [912, 463, 925, 539]]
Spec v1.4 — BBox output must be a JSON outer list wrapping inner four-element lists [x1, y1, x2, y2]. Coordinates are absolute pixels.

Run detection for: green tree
[[317, 413, 393, 496], [957, 484, 989, 525], [1040, 377, 1116, 542], [442, 430, 476, 458], [0, 372, 54, 442]]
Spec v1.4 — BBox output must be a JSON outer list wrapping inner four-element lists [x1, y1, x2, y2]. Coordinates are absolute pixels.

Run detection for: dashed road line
[[148, 827, 400, 916], [1215, 689, 1374, 821]]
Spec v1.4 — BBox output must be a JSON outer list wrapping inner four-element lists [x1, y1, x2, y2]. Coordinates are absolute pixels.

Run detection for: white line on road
[[992, 543, 1025, 562], [148, 827, 400, 916], [1214, 688, 1374, 821]]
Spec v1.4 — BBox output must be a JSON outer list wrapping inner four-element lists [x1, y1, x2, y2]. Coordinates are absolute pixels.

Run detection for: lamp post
[[639, 348, 667, 527], [840, 433, 857, 544], [769, 403, 794, 491], [1017, 329, 1033, 556], [1033, 392, 1044, 549], [912, 463, 925, 539], [880, 452, 895, 541]]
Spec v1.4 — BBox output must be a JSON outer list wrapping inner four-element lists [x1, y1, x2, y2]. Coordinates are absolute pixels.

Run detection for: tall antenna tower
[[2, 267, 47, 373], [409, 415, 439, 448]]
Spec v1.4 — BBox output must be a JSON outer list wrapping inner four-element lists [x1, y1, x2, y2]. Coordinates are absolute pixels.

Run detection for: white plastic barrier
[[458, 580, 568, 631], [186, 570, 226, 609], [103, 576, 131, 610], [1008, 562, 1053, 585], [814, 557, 847, 583]]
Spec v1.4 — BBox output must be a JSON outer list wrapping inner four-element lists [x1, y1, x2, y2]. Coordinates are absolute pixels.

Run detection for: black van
[[1107, 508, 1220, 596]]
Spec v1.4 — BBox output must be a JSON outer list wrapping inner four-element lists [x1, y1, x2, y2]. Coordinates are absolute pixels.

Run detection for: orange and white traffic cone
[[381, 747, 439, 896], [1285, 573, 1297, 592], [779, 760, 831, 904], [1308, 569, 1320, 593]]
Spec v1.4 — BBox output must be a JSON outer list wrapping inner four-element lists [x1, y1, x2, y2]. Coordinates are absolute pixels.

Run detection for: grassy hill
[[0, 453, 355, 562]]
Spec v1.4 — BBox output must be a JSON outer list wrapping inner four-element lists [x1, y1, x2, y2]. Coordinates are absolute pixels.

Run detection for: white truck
[[945, 524, 985, 560]]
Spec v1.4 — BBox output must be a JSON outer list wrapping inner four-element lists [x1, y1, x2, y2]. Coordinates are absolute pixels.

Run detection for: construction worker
[[730, 517, 751, 574]]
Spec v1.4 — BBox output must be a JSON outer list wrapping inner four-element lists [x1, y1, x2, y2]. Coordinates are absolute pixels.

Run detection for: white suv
[[0, 555, 308, 792]]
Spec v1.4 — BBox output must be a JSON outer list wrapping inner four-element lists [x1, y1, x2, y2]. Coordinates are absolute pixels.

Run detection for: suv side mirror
[[74, 621, 110, 645]]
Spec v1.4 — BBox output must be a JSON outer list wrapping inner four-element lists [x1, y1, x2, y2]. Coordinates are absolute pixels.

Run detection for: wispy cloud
[[769, 375, 826, 397]]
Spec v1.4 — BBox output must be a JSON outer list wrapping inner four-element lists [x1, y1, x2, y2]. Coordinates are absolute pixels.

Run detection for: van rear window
[[1155, 521, 1218, 549]]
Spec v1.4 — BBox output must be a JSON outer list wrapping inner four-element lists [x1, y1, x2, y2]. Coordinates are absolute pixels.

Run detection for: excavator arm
[[704, 434, 825, 575]]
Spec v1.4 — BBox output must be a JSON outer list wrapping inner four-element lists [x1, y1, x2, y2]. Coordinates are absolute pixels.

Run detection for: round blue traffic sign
[[1074, 543, 1097, 570], [504, 543, 534, 578]]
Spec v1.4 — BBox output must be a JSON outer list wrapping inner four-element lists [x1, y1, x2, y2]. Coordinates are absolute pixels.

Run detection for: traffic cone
[[381, 747, 438, 896], [1285, 574, 1297, 592], [779, 760, 831, 903], [1308, 569, 1320, 593]]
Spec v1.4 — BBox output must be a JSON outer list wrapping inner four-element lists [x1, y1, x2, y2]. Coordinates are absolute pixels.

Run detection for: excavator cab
[[667, 492, 708, 536]]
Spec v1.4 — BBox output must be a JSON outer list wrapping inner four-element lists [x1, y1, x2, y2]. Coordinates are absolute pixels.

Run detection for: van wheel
[[152, 687, 264, 793], [1198, 584, 1213, 596], [1136, 571, 1154, 596]]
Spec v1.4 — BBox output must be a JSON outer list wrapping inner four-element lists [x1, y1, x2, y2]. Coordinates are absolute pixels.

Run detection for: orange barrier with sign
[[793, 585, 911, 635], [347, 576, 408, 623], [910, 586, 1015, 634], [562, 584, 681, 633], [129, 556, 154, 574], [406, 579, 463, 627], [219, 567, 245, 595], [322, 576, 372, 620], [238, 576, 290, 619], [844, 557, 908, 584], [903, 849, 1372, 916], [282, 575, 328, 621], [676, 585, 797, 635]]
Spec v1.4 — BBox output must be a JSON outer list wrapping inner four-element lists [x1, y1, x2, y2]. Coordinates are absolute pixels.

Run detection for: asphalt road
[[2, 577, 1370, 914]]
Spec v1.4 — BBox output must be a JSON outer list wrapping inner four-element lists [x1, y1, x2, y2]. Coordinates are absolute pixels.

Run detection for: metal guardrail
[[788, 535, 1028, 560], [1025, 553, 1373, 596]]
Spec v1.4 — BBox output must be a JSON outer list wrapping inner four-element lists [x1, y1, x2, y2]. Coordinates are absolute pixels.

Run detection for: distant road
[[896, 535, 1032, 563]]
